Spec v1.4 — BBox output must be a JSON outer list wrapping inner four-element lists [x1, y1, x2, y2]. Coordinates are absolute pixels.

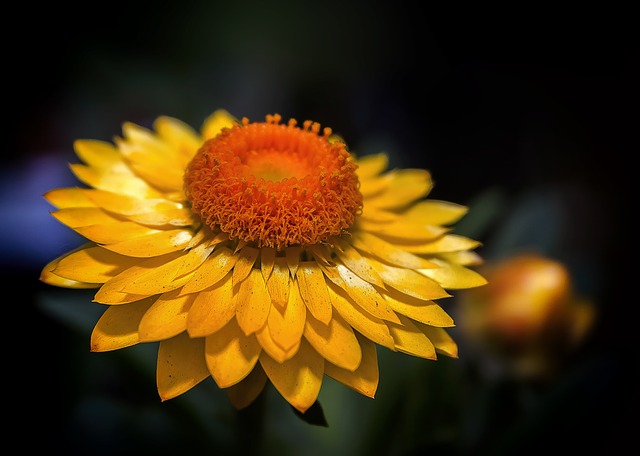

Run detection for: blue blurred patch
[[0, 152, 84, 270]]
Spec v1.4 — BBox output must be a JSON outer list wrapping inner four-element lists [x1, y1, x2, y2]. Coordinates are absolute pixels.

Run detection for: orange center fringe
[[184, 114, 363, 250]]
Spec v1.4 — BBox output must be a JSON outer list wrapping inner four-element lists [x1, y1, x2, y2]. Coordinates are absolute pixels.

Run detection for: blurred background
[[6, 2, 635, 454]]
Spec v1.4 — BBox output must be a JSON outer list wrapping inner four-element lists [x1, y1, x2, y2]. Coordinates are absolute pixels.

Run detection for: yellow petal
[[351, 232, 438, 269], [139, 290, 195, 341], [358, 175, 390, 199], [95, 251, 184, 301], [317, 261, 343, 286], [296, 261, 332, 324], [93, 289, 149, 305], [256, 322, 300, 363], [70, 163, 161, 199], [103, 229, 194, 257], [40, 254, 100, 289], [324, 334, 378, 398], [359, 206, 399, 224], [387, 315, 437, 359], [181, 247, 237, 294], [304, 310, 362, 372], [438, 250, 484, 267], [44, 187, 96, 209], [201, 109, 237, 141], [187, 272, 237, 337], [334, 263, 400, 323], [74, 139, 125, 171], [285, 246, 302, 276], [115, 251, 200, 295], [232, 247, 259, 286], [117, 122, 185, 191], [259, 339, 324, 413], [205, 317, 261, 388], [83, 189, 183, 216], [355, 153, 388, 179], [189, 227, 213, 248], [401, 234, 481, 255], [157, 332, 210, 401], [75, 221, 160, 244], [236, 268, 270, 335], [366, 169, 432, 209], [382, 287, 455, 327], [52, 207, 122, 228], [80, 189, 193, 226], [124, 208, 195, 226], [418, 258, 488, 289], [52, 245, 139, 283], [225, 364, 268, 410], [260, 247, 276, 282], [366, 256, 451, 301], [125, 154, 185, 192], [266, 257, 290, 310], [90, 297, 155, 351], [308, 243, 333, 266], [153, 116, 202, 165], [265, 280, 306, 351], [326, 281, 395, 350], [207, 231, 231, 248], [416, 323, 458, 358], [120, 121, 168, 150], [332, 238, 385, 288], [174, 242, 215, 278], [358, 219, 448, 243], [99, 246, 216, 300], [402, 200, 468, 226]]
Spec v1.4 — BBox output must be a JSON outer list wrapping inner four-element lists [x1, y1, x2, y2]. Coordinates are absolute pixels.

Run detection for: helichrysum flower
[[40, 110, 487, 413]]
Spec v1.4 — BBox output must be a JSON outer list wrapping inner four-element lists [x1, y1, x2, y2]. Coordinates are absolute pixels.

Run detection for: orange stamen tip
[[184, 114, 362, 250]]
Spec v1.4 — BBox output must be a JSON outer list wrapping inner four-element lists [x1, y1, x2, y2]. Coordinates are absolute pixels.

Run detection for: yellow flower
[[40, 110, 487, 413]]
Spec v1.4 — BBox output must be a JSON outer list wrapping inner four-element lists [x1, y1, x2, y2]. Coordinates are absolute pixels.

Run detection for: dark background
[[6, 2, 636, 454]]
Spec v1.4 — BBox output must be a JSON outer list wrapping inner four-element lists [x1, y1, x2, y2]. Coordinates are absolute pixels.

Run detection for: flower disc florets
[[184, 114, 363, 250]]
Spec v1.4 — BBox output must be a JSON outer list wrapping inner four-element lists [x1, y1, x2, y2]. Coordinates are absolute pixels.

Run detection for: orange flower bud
[[458, 252, 596, 379]]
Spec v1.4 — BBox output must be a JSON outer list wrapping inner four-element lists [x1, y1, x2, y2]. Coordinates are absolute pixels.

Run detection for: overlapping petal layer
[[41, 110, 486, 413]]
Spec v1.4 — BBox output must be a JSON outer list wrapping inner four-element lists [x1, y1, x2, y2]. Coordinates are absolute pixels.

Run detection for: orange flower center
[[184, 114, 363, 250]]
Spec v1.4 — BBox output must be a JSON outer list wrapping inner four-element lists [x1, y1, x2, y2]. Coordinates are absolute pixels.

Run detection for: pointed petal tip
[[293, 404, 310, 414]]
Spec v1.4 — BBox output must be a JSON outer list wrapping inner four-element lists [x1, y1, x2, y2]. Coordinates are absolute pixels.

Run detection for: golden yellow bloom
[[40, 110, 487, 413]]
